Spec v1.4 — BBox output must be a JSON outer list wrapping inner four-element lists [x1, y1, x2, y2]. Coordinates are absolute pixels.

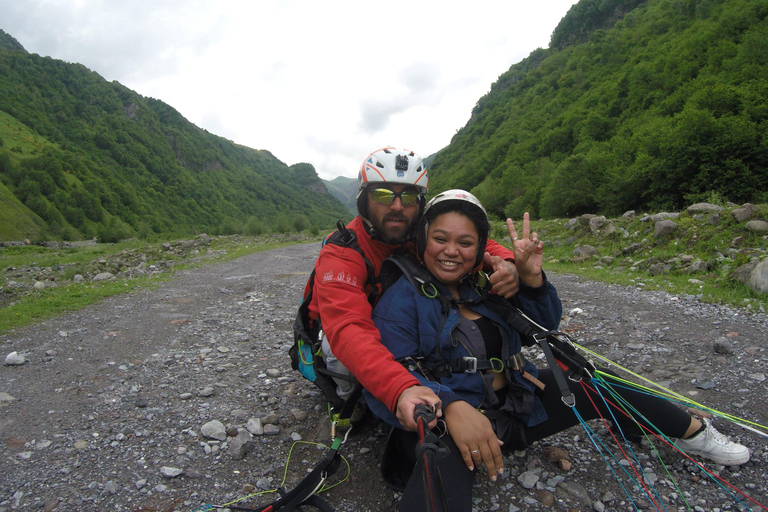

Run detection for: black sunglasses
[[369, 188, 423, 206]]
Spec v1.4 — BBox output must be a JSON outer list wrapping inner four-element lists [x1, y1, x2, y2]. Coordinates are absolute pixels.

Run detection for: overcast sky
[[1, 1, 576, 180]]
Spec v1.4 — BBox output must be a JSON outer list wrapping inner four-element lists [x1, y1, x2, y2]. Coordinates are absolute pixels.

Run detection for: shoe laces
[[703, 419, 730, 445]]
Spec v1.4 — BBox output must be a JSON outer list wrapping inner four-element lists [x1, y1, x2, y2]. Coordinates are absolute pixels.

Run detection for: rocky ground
[[1, 241, 766, 512]]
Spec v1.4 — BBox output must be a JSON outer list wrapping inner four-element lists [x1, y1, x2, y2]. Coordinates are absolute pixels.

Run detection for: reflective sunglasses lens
[[399, 192, 420, 206], [370, 189, 396, 204]]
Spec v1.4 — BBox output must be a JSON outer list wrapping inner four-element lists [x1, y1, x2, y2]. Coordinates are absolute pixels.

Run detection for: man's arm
[[311, 244, 433, 426]]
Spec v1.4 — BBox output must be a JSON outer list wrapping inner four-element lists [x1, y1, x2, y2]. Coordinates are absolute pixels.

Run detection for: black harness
[[381, 254, 594, 406]]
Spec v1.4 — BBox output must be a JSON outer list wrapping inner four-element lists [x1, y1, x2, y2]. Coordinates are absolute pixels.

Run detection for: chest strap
[[401, 353, 545, 391], [401, 353, 525, 376]]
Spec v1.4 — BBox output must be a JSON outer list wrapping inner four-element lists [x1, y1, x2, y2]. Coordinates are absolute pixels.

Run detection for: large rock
[[731, 260, 759, 285], [745, 220, 768, 233], [573, 245, 598, 258], [682, 259, 708, 274], [649, 212, 679, 222], [687, 203, 723, 214], [731, 203, 759, 222], [748, 259, 768, 295], [653, 220, 677, 238], [564, 218, 580, 230], [589, 216, 611, 235]]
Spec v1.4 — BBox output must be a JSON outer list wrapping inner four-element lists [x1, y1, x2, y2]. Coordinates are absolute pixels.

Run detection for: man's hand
[[395, 385, 442, 431], [484, 252, 519, 299], [444, 401, 504, 481]]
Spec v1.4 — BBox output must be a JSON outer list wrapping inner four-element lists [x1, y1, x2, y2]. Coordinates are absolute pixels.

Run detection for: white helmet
[[356, 147, 429, 220]]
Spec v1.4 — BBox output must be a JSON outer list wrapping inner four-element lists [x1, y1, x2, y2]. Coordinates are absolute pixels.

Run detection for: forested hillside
[[429, 0, 768, 219], [0, 30, 351, 241]]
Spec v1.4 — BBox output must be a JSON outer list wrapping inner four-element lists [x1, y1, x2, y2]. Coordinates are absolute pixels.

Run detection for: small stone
[[201, 420, 227, 441], [4, 351, 26, 366], [199, 386, 215, 397], [518, 470, 539, 489], [263, 424, 280, 435], [0, 392, 17, 405], [230, 430, 254, 460], [160, 466, 184, 478], [246, 417, 264, 436]]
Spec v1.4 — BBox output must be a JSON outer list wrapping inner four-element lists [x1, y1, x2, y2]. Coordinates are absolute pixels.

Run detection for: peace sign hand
[[506, 212, 544, 288]]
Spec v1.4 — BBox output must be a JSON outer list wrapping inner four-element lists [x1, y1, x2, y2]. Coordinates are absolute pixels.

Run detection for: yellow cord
[[575, 342, 768, 434], [206, 440, 351, 510]]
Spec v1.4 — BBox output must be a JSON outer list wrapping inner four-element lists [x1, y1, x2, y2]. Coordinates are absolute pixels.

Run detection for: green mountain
[[322, 176, 358, 215], [0, 30, 351, 242], [428, 0, 768, 220]]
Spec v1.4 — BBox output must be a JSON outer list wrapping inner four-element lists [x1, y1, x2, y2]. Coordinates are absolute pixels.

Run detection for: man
[[307, 147, 519, 430]]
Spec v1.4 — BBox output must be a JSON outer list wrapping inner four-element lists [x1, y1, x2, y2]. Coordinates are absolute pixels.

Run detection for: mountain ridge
[[0, 29, 351, 241], [428, 0, 768, 219]]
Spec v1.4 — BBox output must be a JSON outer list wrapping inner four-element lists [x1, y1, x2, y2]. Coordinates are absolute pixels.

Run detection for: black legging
[[517, 368, 692, 447], [392, 368, 693, 512]]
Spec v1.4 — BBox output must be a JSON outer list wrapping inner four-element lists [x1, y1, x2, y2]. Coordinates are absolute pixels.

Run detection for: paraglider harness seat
[[379, 254, 595, 409], [377, 253, 595, 494]]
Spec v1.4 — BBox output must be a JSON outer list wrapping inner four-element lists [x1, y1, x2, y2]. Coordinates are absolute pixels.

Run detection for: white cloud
[[0, 0, 576, 180]]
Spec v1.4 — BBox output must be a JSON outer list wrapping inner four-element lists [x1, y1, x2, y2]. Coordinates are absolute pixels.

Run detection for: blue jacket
[[364, 268, 562, 430]]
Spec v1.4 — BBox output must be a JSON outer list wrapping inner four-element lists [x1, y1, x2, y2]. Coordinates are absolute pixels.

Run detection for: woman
[[364, 190, 750, 512]]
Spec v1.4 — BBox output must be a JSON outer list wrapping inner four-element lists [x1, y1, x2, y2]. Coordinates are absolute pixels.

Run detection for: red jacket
[[308, 216, 515, 413]]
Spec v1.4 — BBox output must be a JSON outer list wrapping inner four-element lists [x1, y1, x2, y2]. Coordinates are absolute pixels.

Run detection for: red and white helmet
[[356, 147, 429, 220]]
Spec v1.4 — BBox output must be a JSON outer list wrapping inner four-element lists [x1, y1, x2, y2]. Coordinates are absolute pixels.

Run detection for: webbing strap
[[245, 442, 344, 512], [535, 331, 576, 407]]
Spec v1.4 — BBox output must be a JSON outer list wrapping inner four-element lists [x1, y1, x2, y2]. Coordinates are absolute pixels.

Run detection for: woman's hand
[[506, 213, 544, 288], [444, 401, 504, 481]]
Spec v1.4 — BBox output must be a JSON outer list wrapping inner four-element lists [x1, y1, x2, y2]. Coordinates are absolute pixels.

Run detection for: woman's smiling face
[[423, 211, 479, 287]]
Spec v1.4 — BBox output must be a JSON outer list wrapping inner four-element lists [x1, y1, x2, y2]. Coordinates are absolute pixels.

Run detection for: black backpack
[[289, 221, 379, 427]]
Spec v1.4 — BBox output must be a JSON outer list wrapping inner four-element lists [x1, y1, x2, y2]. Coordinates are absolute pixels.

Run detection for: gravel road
[[1, 241, 766, 512]]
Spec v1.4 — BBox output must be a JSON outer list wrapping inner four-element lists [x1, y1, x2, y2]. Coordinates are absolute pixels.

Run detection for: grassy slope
[[494, 202, 768, 312], [0, 110, 50, 240]]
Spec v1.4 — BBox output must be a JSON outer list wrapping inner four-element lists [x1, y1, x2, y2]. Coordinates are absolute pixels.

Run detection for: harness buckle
[[509, 353, 525, 371], [462, 356, 478, 373]]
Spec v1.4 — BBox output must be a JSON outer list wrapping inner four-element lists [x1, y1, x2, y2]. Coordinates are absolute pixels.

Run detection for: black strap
[[534, 330, 576, 407], [237, 440, 343, 512], [328, 221, 379, 306], [406, 353, 527, 378]]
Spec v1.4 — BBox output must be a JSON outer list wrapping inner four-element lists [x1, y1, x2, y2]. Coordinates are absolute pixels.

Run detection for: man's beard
[[370, 213, 417, 245]]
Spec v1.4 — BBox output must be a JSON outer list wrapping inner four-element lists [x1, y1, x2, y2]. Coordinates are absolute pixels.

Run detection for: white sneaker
[[675, 419, 750, 466]]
